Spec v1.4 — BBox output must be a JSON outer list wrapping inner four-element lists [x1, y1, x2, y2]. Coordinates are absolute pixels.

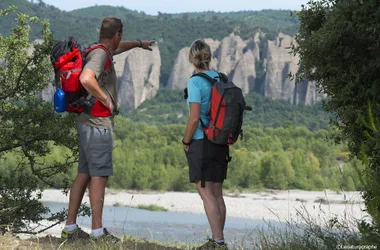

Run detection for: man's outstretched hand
[[141, 40, 155, 51]]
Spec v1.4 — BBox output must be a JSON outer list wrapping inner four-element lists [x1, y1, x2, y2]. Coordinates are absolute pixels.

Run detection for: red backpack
[[189, 72, 252, 145], [51, 36, 114, 117]]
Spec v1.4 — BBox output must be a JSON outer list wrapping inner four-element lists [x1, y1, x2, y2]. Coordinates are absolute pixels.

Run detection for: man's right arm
[[79, 69, 113, 111]]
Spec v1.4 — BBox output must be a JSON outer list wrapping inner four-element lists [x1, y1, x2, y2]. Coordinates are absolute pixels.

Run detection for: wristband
[[137, 39, 143, 48], [182, 139, 191, 146]]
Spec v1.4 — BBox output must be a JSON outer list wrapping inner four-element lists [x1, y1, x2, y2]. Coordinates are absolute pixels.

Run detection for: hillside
[[124, 89, 330, 130], [0, 0, 299, 84], [0, 0, 325, 128]]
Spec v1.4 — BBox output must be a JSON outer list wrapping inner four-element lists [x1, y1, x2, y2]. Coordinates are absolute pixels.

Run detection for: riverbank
[[40, 189, 365, 224], [12, 189, 367, 248]]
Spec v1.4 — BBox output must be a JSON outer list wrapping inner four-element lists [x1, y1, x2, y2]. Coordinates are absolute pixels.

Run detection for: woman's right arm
[[183, 102, 201, 144]]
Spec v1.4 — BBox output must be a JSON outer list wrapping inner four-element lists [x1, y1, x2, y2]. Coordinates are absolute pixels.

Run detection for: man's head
[[99, 17, 123, 50]]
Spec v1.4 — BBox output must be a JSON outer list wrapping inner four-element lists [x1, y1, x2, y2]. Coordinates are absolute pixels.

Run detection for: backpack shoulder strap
[[217, 72, 228, 83], [191, 72, 217, 84], [82, 44, 116, 109], [83, 44, 112, 70]]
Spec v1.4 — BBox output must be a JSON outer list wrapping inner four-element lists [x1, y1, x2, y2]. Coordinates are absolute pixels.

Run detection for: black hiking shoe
[[61, 226, 90, 240], [90, 228, 120, 243], [195, 238, 228, 250]]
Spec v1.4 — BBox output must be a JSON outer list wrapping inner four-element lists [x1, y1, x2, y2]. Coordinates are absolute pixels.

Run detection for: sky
[[37, 0, 309, 15]]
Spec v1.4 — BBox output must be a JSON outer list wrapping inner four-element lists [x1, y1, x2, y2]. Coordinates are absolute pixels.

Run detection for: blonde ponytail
[[189, 40, 211, 70]]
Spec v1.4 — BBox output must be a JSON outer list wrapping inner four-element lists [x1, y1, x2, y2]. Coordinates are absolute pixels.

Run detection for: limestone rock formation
[[114, 46, 161, 111], [40, 79, 55, 102], [295, 80, 324, 105], [232, 49, 256, 94], [167, 34, 256, 92], [216, 34, 247, 78], [167, 32, 323, 105], [205, 38, 221, 71], [167, 47, 193, 89], [263, 33, 300, 102]]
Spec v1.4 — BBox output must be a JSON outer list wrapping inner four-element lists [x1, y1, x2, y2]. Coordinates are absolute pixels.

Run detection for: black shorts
[[185, 138, 229, 184]]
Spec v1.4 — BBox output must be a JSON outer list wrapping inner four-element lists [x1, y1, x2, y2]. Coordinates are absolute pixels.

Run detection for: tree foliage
[[3, 116, 362, 193], [292, 0, 380, 238], [124, 89, 330, 130], [0, 6, 85, 233]]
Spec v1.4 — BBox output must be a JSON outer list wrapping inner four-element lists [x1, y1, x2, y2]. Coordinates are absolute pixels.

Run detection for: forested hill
[[0, 0, 299, 83], [0, 0, 328, 130], [125, 89, 330, 131]]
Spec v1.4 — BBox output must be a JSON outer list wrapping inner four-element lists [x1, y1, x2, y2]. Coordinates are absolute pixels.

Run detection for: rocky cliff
[[263, 33, 323, 104], [263, 33, 300, 102], [167, 47, 192, 89], [114, 46, 161, 111], [167, 33, 323, 105], [40, 78, 55, 101]]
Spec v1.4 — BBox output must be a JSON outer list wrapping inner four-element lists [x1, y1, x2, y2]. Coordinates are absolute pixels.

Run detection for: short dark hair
[[99, 17, 123, 39]]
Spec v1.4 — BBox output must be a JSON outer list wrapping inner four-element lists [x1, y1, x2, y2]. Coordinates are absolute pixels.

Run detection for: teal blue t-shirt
[[186, 70, 219, 139]]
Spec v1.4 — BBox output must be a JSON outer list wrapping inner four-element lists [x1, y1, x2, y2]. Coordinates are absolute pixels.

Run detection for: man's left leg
[[87, 127, 119, 242], [89, 176, 107, 230], [62, 123, 92, 240], [66, 173, 90, 226]]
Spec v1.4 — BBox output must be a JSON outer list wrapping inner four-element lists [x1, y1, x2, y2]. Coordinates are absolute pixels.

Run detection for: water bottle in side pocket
[[54, 88, 66, 112]]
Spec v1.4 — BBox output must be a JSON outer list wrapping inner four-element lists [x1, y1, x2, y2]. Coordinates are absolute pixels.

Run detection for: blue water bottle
[[54, 88, 66, 112]]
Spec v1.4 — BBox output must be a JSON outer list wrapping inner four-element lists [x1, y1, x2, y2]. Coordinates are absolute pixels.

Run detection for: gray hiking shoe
[[90, 228, 120, 243], [195, 238, 228, 250]]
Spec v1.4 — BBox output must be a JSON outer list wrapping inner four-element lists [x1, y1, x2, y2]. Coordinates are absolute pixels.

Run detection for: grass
[[252, 205, 375, 250], [136, 204, 168, 212], [112, 203, 168, 212], [1, 215, 379, 250], [113, 202, 123, 207], [0, 235, 189, 250]]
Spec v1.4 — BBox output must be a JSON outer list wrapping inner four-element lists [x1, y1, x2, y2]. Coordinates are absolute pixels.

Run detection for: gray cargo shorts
[[77, 123, 113, 177]]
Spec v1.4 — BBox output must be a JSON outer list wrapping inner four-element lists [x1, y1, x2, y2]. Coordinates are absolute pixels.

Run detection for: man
[[61, 17, 155, 241]]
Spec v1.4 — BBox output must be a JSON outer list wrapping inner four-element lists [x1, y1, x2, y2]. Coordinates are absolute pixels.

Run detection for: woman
[[182, 39, 229, 250]]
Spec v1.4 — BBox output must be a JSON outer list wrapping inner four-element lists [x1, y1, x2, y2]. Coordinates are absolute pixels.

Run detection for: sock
[[91, 227, 104, 237], [64, 224, 77, 232], [214, 238, 225, 244]]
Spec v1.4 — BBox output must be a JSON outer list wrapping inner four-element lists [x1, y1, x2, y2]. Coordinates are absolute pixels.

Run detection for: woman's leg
[[212, 182, 226, 231], [196, 181, 224, 239]]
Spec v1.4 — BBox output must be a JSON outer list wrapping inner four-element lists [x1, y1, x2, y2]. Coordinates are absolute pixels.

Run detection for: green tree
[[227, 148, 262, 190], [167, 165, 192, 192], [0, 6, 87, 233], [292, 0, 380, 238], [260, 151, 295, 190], [149, 164, 169, 190], [290, 150, 310, 189], [131, 164, 152, 190]]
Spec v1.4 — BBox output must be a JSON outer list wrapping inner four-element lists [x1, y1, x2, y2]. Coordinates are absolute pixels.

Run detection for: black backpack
[[186, 72, 252, 145]]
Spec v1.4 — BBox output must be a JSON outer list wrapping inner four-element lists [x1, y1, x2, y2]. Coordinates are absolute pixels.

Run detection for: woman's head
[[189, 39, 211, 70]]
